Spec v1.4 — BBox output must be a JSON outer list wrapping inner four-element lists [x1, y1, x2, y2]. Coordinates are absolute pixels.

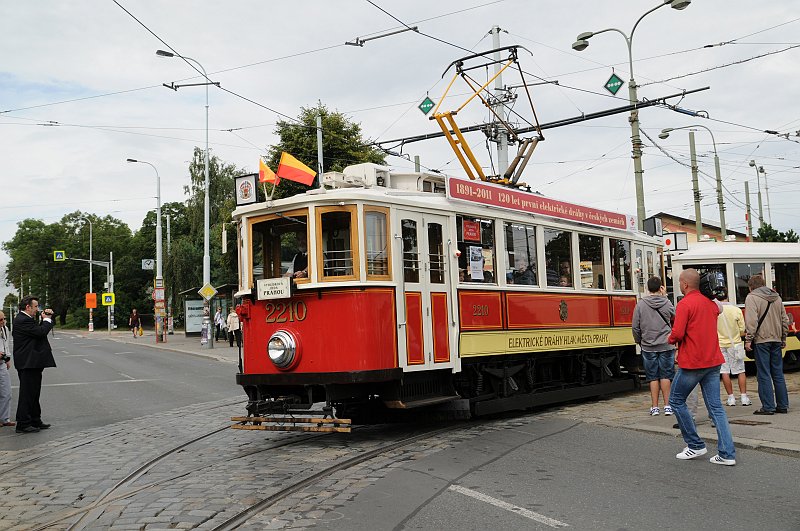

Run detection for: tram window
[[456, 215, 496, 284], [428, 223, 445, 284], [319, 207, 357, 279], [401, 219, 420, 283], [773, 263, 800, 302], [504, 222, 537, 286], [544, 228, 573, 288], [734, 262, 765, 304], [578, 234, 604, 289], [250, 210, 309, 283], [609, 239, 632, 290], [365, 208, 390, 279], [635, 248, 645, 291], [647, 251, 655, 278]]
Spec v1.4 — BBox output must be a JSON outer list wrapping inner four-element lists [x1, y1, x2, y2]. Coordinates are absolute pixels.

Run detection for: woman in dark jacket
[[129, 309, 141, 338]]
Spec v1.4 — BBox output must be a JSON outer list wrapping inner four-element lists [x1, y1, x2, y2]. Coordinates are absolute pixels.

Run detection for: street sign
[[53, 250, 66, 261], [418, 96, 435, 115], [198, 283, 217, 301], [662, 232, 689, 252], [85, 293, 97, 309], [101, 292, 116, 306], [152, 287, 165, 301], [604, 73, 624, 95], [142, 259, 155, 270], [154, 301, 166, 310], [154, 278, 164, 288]]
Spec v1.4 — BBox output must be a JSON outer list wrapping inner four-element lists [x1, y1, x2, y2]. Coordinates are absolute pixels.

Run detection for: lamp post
[[748, 160, 765, 230], [572, 0, 691, 231], [78, 216, 93, 331], [659, 125, 726, 239], [157, 49, 213, 348], [126, 158, 165, 343]]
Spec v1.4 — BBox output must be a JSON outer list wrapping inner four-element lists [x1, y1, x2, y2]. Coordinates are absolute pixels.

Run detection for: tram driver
[[286, 240, 309, 279]]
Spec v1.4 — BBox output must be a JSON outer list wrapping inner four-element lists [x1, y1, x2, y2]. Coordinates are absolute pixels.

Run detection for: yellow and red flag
[[276, 152, 316, 186], [259, 158, 279, 184]]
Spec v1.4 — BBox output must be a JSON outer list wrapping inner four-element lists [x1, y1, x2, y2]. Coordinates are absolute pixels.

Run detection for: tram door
[[396, 211, 454, 371]]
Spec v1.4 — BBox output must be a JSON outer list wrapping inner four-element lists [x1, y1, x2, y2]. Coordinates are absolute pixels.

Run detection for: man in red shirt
[[668, 268, 736, 466]]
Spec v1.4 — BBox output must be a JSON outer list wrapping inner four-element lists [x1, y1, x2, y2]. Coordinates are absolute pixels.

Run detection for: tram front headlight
[[267, 330, 297, 369]]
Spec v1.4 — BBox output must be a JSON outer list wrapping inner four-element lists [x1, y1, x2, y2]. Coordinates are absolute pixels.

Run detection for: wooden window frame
[[364, 206, 392, 281], [316, 204, 360, 282], [247, 208, 311, 289]]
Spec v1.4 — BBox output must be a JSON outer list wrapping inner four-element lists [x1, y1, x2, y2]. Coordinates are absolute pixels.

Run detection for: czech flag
[[259, 158, 279, 184], [276, 152, 316, 186]]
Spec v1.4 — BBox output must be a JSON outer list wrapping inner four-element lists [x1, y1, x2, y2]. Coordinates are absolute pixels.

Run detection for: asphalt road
[[0, 331, 241, 451], [338, 417, 800, 530]]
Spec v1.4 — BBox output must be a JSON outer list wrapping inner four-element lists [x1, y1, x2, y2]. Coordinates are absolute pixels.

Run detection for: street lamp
[[127, 158, 165, 343], [660, 125, 726, 238], [78, 216, 93, 331], [748, 160, 766, 229], [156, 49, 213, 349], [572, 0, 691, 230]]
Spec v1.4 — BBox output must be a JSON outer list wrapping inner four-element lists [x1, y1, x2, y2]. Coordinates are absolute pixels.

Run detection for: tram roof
[[671, 242, 800, 262]]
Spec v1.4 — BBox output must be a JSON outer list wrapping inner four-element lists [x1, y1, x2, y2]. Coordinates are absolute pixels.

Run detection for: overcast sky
[[2, 0, 798, 300]]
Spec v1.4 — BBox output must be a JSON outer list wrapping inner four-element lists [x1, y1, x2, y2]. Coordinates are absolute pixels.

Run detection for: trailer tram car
[[231, 163, 661, 425], [670, 242, 800, 371]]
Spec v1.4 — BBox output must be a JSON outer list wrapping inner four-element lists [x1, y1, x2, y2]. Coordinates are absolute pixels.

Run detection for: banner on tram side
[[446, 177, 636, 231]]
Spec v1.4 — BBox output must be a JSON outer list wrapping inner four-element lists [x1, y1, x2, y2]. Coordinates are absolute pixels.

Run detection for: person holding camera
[[12, 296, 56, 434], [0, 311, 14, 427]]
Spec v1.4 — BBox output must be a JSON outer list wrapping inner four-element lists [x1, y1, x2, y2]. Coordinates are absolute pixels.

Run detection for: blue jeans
[[669, 366, 735, 460], [754, 342, 789, 412]]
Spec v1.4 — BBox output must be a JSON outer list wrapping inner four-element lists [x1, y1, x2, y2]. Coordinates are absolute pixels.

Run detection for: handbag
[[138, 325, 144, 336], [745, 300, 773, 359]]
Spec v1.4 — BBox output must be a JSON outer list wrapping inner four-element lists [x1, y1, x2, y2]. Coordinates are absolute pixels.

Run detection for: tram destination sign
[[257, 277, 291, 300], [447, 177, 635, 231]]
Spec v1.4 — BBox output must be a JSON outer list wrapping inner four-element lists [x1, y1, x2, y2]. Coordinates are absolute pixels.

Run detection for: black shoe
[[753, 408, 774, 415], [33, 422, 51, 429], [16, 425, 40, 433], [775, 408, 788, 414]]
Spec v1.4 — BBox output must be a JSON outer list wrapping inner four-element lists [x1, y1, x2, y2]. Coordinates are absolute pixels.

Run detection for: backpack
[[699, 271, 726, 300]]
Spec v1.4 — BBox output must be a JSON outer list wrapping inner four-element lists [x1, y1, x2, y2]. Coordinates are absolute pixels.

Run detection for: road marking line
[[40, 379, 158, 387], [82, 359, 94, 364], [119, 373, 135, 380], [448, 485, 569, 528], [114, 352, 135, 355]]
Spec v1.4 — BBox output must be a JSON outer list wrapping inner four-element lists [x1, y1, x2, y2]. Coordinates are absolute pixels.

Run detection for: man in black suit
[[12, 296, 56, 434]]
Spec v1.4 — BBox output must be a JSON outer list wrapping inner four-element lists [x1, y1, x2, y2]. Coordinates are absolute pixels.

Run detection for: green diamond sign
[[604, 73, 624, 95], [418, 96, 435, 115]]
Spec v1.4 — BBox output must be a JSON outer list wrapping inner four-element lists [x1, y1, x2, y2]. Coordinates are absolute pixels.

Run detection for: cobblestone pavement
[[1, 370, 797, 530]]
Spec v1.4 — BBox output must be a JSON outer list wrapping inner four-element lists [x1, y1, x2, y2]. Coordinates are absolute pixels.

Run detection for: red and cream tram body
[[233, 164, 661, 419]]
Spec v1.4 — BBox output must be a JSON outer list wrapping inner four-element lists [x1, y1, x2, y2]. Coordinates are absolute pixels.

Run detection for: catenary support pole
[[745, 181, 753, 242], [689, 131, 703, 240]]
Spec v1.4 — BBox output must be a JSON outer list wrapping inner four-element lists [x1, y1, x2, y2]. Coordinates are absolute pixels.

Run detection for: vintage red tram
[[232, 163, 660, 421]]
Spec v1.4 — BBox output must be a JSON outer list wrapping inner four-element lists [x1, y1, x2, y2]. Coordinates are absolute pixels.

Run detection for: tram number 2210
[[265, 301, 308, 323]]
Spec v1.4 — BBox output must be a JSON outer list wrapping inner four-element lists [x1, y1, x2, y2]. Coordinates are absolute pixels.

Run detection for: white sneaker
[[663, 406, 674, 416], [709, 454, 736, 466], [650, 407, 660, 416], [726, 395, 736, 406], [676, 447, 708, 460], [741, 394, 752, 406]]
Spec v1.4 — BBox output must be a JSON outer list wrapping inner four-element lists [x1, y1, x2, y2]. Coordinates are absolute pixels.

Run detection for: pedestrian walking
[[129, 309, 141, 338], [227, 308, 241, 348], [632, 276, 676, 416], [744, 274, 790, 415], [214, 308, 226, 341], [668, 269, 736, 466], [716, 287, 751, 406], [12, 296, 56, 434], [0, 311, 14, 427]]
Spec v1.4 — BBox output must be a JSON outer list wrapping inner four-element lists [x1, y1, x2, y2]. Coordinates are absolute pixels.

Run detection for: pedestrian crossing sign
[[54, 250, 66, 261], [101, 293, 115, 306]]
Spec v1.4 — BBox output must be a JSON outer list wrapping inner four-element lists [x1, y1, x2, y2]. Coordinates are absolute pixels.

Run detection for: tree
[[754, 224, 800, 243], [266, 102, 385, 199]]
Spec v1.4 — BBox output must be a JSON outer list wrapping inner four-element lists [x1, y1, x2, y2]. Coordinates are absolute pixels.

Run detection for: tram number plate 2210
[[265, 301, 308, 323]]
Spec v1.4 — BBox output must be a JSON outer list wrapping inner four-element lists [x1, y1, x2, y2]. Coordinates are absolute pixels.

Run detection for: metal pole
[[762, 167, 772, 225], [491, 25, 509, 175], [167, 213, 173, 334], [414, 155, 421, 172], [316, 114, 324, 183], [745, 181, 753, 242], [713, 154, 726, 239], [80, 217, 94, 332], [689, 131, 703, 240], [108, 251, 113, 334]]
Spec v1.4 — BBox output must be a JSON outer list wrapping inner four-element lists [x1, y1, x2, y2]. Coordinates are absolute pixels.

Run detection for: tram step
[[384, 395, 460, 409]]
